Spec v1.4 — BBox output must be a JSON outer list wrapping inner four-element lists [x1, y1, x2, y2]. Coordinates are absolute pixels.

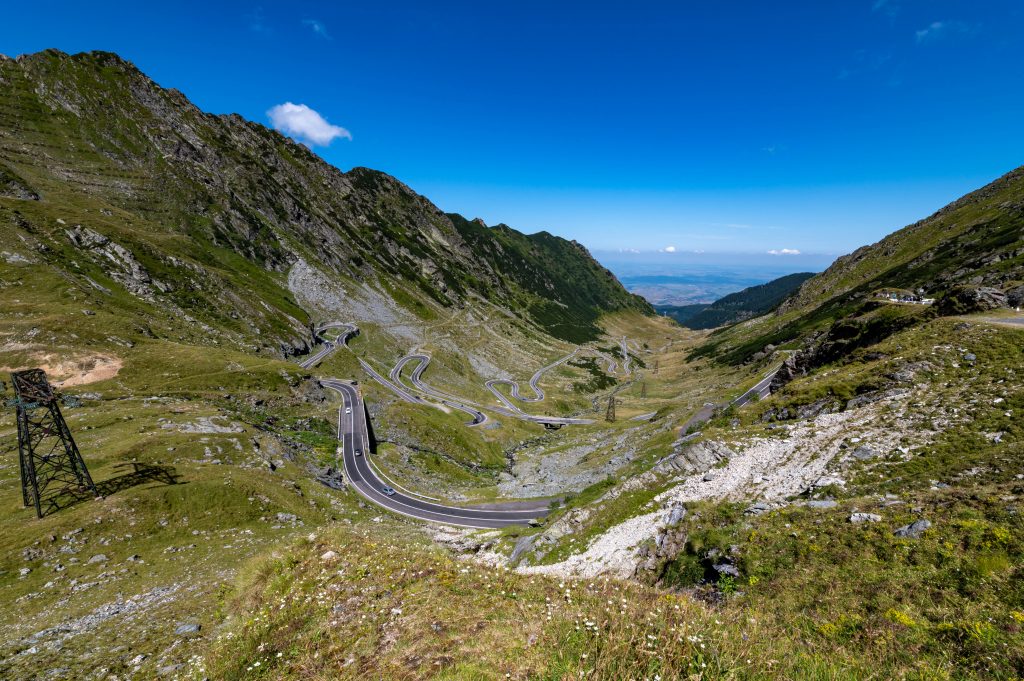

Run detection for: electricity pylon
[[7, 369, 96, 518]]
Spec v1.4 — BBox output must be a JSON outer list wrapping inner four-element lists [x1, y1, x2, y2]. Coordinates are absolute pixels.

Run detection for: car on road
[[354, 448, 362, 456], [381, 485, 396, 496], [345, 407, 352, 414]]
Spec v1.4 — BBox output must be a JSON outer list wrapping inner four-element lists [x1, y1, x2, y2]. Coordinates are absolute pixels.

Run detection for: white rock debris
[[520, 390, 929, 579]]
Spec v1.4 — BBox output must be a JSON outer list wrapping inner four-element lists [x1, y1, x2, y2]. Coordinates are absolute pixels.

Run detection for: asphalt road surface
[[320, 379, 549, 528], [485, 348, 579, 404], [358, 357, 428, 405], [591, 349, 618, 374], [298, 323, 357, 369], [678, 365, 779, 436], [391, 354, 488, 425], [391, 353, 592, 426]]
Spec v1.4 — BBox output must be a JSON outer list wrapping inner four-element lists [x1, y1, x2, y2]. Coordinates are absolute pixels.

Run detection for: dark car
[[381, 485, 396, 496]]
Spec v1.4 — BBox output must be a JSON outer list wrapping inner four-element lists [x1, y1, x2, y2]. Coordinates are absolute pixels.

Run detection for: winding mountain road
[[391, 354, 488, 425], [485, 348, 579, 404], [678, 364, 780, 436], [619, 337, 633, 376], [391, 353, 593, 426], [320, 379, 549, 528], [297, 320, 772, 526], [298, 323, 358, 369]]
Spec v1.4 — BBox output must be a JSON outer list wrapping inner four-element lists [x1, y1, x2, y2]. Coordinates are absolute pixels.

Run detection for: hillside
[[0, 49, 649, 353], [694, 167, 1024, 364], [656, 271, 815, 330], [654, 302, 709, 324]]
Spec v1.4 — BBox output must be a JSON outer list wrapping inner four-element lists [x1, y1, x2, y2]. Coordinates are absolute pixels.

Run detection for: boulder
[[852, 446, 878, 461], [664, 504, 687, 526], [894, 519, 932, 539], [312, 466, 345, 490], [850, 512, 881, 523], [1007, 285, 1024, 308], [770, 353, 807, 392], [713, 563, 740, 578]]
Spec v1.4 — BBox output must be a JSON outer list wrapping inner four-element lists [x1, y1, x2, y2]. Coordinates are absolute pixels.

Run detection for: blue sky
[[2, 1, 1023, 261]]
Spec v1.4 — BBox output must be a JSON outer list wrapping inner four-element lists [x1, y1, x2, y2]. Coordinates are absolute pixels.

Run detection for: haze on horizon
[[2, 0, 1022, 261]]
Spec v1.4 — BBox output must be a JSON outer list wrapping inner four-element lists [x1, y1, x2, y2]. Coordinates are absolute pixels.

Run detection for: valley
[[0, 48, 1022, 680]]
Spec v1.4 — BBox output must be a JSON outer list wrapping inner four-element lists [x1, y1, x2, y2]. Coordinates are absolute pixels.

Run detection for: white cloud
[[659, 245, 677, 253], [303, 19, 331, 39], [915, 20, 974, 44], [767, 248, 801, 255], [915, 21, 945, 43], [267, 103, 351, 146]]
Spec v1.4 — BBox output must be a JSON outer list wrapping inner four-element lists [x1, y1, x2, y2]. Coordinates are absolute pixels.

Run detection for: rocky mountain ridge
[[0, 49, 650, 354]]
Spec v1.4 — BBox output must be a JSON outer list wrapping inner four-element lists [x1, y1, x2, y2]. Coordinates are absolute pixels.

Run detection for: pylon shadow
[[39, 462, 183, 516]]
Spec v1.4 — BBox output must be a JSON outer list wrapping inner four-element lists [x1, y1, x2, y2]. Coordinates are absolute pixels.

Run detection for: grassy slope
[[696, 165, 1024, 364], [242, 313, 1022, 681], [664, 317, 1024, 679], [198, 342, 1024, 681]]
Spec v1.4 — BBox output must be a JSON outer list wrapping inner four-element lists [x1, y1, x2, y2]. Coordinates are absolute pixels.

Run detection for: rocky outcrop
[[935, 286, 1008, 315], [770, 353, 807, 392], [770, 302, 929, 394], [0, 165, 39, 200], [65, 225, 168, 300], [652, 440, 735, 477]]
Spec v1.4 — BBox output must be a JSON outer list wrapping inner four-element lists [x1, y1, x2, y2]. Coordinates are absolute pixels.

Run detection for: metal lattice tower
[[640, 382, 647, 399], [9, 369, 96, 518], [605, 396, 617, 422]]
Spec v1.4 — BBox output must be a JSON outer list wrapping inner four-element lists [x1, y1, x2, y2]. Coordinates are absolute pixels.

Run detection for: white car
[[345, 407, 352, 414]]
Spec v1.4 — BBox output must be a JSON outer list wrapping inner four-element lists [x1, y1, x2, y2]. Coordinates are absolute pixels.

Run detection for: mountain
[[695, 166, 1024, 364], [0, 49, 650, 355], [656, 271, 815, 330]]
